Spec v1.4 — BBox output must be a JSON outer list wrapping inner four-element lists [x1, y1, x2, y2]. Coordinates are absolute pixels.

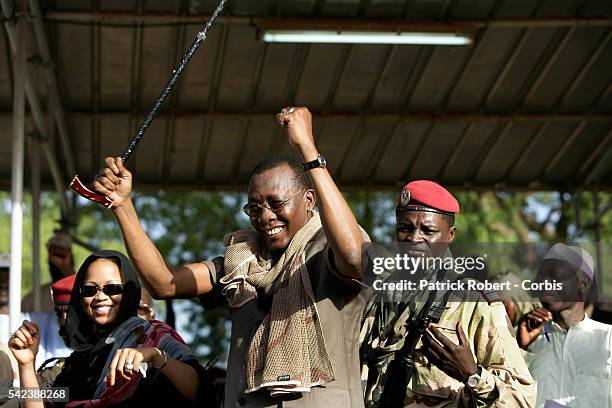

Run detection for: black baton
[[70, 0, 228, 207]]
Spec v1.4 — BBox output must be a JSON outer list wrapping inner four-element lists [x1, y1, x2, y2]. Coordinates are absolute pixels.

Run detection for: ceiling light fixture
[[261, 30, 473, 45]]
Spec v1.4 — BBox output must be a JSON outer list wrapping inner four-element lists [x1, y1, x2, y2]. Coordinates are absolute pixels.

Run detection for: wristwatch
[[303, 154, 327, 171], [465, 365, 483, 390]]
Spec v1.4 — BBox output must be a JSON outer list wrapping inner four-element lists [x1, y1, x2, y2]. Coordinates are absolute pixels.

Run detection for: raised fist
[[8, 320, 40, 366], [276, 106, 315, 149]]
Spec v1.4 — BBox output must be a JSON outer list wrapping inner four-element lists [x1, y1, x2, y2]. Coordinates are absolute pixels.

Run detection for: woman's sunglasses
[[80, 283, 124, 297]]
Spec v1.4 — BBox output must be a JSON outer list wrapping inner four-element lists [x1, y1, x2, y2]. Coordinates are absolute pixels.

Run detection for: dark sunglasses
[[80, 283, 124, 297]]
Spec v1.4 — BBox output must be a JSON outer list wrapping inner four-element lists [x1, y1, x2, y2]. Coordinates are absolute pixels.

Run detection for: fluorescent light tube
[[262, 30, 472, 45]]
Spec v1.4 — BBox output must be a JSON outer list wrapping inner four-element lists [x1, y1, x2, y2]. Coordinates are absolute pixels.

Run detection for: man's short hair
[[250, 154, 313, 191], [441, 213, 455, 228]]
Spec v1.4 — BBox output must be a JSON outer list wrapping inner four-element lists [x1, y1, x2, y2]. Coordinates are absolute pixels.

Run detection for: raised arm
[[9, 321, 44, 408], [94, 157, 213, 298], [277, 107, 365, 279]]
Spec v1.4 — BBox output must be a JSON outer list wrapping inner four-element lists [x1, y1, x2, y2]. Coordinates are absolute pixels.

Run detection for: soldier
[[361, 180, 536, 407], [36, 273, 78, 388]]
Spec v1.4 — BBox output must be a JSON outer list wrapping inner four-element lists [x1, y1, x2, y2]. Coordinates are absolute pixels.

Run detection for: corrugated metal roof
[[1, 0, 612, 191]]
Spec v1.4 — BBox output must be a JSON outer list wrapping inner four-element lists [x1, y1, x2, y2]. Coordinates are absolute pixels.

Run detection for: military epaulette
[[41, 358, 66, 372], [37, 357, 63, 373], [479, 288, 502, 304]]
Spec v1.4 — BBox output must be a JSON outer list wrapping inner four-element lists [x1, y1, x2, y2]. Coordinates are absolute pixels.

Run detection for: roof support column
[[8, 0, 26, 333], [27, 136, 41, 312]]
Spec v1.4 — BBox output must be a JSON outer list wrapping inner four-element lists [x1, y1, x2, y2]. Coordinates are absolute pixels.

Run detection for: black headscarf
[[55, 250, 216, 407], [64, 250, 141, 351]]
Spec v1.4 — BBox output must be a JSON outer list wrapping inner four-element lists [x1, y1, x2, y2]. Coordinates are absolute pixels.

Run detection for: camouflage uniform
[[0, 344, 15, 406], [37, 357, 67, 387], [360, 289, 536, 408]]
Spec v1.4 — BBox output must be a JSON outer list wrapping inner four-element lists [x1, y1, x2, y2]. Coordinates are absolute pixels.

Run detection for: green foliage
[[345, 191, 397, 242], [0, 192, 69, 294]]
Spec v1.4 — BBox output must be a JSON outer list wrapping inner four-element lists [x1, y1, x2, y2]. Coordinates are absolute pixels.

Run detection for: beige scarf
[[219, 212, 335, 396]]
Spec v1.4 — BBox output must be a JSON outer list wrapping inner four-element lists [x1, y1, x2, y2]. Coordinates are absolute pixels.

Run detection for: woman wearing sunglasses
[[9, 250, 214, 407]]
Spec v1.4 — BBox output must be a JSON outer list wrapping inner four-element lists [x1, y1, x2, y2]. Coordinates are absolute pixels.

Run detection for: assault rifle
[[378, 298, 446, 408]]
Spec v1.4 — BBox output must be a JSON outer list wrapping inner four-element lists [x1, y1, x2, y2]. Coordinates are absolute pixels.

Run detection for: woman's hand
[[108, 346, 164, 386], [10, 323, 43, 408], [8, 320, 40, 367]]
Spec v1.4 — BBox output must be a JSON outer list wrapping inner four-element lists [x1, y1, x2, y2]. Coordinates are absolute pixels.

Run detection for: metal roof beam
[[43, 12, 612, 29], [4, 179, 597, 193], [323, 44, 353, 112], [2, 110, 606, 121], [1, 0, 74, 220], [582, 131, 612, 187], [232, 43, 268, 180], [555, 29, 612, 111], [402, 121, 438, 180], [503, 121, 548, 181], [363, 44, 395, 110], [400, 46, 435, 110], [365, 118, 401, 181], [162, 23, 188, 181], [2, 2, 47, 140], [195, 23, 229, 182], [539, 120, 586, 180], [482, 27, 532, 109], [520, 26, 576, 109], [91, 19, 100, 176], [435, 121, 474, 180], [576, 127, 612, 179], [29, 0, 76, 176], [467, 121, 512, 181]]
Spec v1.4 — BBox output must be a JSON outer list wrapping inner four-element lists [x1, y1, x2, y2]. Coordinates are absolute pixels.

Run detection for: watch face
[[467, 375, 480, 388], [304, 155, 327, 171]]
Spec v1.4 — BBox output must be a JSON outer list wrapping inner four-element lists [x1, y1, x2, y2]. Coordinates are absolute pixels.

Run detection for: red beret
[[397, 180, 460, 214], [51, 274, 77, 304]]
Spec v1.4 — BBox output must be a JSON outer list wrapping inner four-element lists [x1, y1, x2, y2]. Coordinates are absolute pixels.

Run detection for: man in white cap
[[518, 243, 612, 408]]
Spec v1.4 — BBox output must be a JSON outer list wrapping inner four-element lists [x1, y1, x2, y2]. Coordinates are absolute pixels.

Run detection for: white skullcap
[[543, 243, 594, 280]]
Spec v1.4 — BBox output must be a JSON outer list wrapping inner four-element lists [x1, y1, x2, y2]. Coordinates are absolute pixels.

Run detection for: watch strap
[[303, 154, 326, 171]]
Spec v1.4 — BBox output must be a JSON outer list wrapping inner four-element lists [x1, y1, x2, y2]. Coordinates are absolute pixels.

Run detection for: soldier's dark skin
[[396, 210, 478, 382]]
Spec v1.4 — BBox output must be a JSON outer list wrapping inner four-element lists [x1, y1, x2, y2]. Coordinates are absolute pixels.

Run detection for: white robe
[[525, 315, 612, 408]]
